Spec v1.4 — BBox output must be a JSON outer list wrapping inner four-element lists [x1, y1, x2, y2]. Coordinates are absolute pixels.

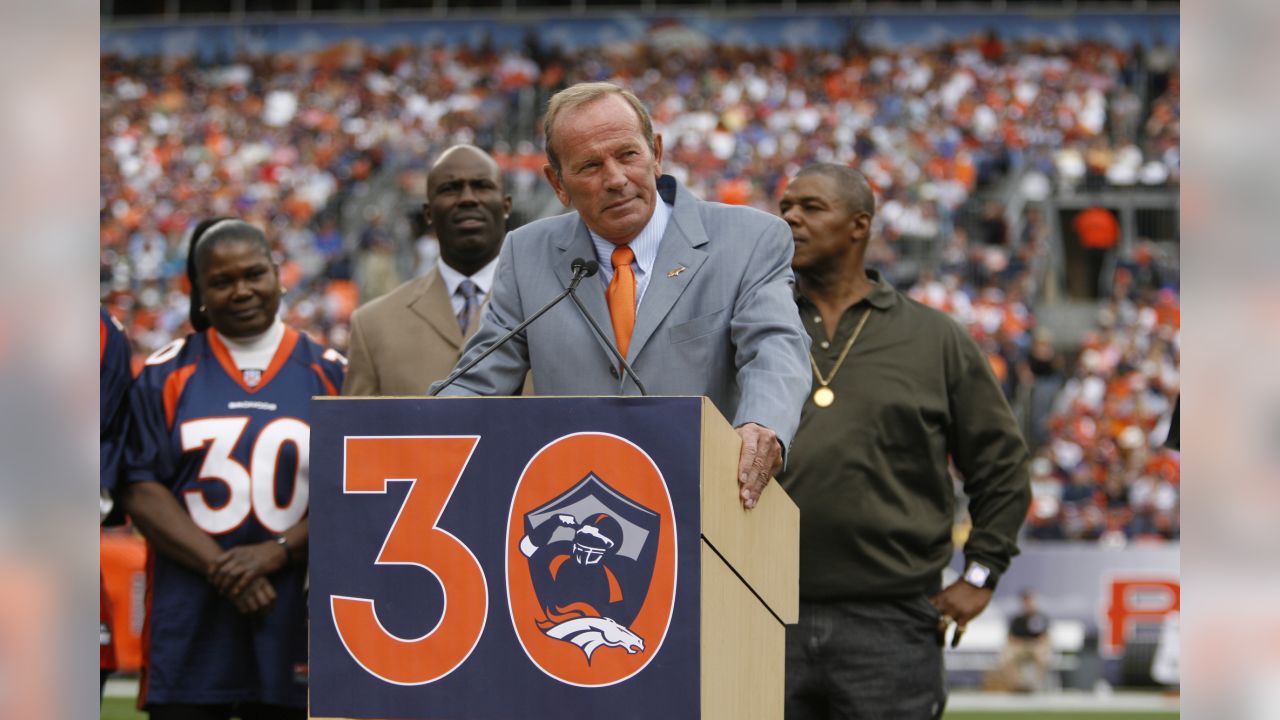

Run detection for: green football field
[[100, 697, 143, 720], [103, 698, 1178, 720]]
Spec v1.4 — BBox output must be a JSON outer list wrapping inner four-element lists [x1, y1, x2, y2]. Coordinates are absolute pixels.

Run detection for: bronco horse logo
[[544, 616, 645, 662], [519, 473, 661, 664]]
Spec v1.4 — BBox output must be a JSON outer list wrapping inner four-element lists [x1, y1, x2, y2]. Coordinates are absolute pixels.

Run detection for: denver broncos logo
[[520, 482, 656, 663], [544, 615, 644, 661], [507, 433, 677, 687]]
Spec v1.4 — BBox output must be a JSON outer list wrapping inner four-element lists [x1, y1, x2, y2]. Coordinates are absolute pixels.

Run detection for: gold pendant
[[813, 386, 835, 407]]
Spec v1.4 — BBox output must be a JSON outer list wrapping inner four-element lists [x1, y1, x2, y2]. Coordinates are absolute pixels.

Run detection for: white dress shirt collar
[[589, 198, 672, 306], [438, 255, 500, 315]]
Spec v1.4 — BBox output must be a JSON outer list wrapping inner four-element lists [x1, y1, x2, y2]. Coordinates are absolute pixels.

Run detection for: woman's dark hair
[[185, 218, 271, 332]]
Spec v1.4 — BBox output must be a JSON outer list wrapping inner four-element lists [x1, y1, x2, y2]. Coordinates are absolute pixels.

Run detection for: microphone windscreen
[[570, 257, 600, 277]]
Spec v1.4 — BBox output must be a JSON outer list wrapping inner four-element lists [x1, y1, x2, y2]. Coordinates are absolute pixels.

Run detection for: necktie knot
[[458, 279, 480, 301], [611, 245, 635, 271]]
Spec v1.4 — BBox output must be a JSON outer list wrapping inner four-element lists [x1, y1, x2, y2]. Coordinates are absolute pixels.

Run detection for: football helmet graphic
[[572, 514, 622, 566]]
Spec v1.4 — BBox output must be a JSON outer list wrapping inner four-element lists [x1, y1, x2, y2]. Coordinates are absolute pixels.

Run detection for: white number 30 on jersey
[[179, 416, 310, 535]]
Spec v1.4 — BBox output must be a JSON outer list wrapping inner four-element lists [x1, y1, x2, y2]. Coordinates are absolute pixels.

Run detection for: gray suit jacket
[[344, 266, 479, 396], [433, 176, 810, 451]]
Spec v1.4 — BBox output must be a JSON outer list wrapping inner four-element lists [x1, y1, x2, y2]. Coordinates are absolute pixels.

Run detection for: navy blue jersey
[[125, 325, 344, 709], [100, 307, 132, 495], [101, 308, 133, 672]]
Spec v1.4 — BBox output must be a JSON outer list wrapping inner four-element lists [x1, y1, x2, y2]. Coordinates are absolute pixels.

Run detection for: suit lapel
[[555, 219, 616, 362], [408, 267, 464, 350], [627, 183, 709, 362]]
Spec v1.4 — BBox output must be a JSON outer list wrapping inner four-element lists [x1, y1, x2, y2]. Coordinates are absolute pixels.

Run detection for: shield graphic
[[521, 473, 661, 636], [507, 433, 678, 685]]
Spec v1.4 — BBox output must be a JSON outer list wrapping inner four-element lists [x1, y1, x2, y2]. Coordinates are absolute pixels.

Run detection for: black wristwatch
[[961, 561, 998, 590]]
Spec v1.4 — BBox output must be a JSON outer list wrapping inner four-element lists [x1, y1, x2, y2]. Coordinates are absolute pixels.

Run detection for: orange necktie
[[607, 245, 637, 361]]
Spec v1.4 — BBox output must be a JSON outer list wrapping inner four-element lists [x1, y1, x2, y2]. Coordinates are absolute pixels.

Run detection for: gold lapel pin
[[667, 266, 687, 278]]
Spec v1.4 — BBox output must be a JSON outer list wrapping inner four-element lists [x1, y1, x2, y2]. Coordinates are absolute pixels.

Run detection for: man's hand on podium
[[735, 422, 782, 510]]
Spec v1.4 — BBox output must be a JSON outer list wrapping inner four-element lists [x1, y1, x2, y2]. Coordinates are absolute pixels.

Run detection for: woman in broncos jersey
[[121, 219, 345, 720]]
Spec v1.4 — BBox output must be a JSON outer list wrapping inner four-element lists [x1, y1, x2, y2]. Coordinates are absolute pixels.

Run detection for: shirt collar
[[864, 268, 898, 310], [588, 197, 671, 278], [796, 268, 898, 310], [437, 255, 500, 298], [214, 316, 285, 353]]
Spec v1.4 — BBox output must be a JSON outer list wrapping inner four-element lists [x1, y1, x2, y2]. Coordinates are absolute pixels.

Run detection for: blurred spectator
[[986, 589, 1052, 692], [355, 211, 402, 302], [1146, 36, 1176, 100], [1020, 329, 1065, 448]]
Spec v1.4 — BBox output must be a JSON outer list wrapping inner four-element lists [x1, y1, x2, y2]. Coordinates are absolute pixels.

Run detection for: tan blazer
[[343, 266, 481, 396]]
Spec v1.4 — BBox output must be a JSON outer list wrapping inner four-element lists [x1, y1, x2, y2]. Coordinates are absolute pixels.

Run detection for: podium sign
[[310, 397, 707, 719]]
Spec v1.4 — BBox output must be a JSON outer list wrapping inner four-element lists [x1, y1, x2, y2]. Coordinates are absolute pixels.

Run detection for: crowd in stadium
[[916, 234, 1179, 544], [100, 25, 1179, 543]]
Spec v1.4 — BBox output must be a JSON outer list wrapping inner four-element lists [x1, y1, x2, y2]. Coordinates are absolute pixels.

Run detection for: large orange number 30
[[331, 436, 487, 685]]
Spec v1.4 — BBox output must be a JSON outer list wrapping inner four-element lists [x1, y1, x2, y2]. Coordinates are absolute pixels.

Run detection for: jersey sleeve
[[100, 309, 133, 494], [125, 346, 188, 488], [315, 346, 348, 397]]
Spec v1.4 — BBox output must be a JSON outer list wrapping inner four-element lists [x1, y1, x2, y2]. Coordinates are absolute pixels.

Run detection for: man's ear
[[652, 133, 664, 177], [543, 164, 571, 207], [851, 211, 873, 244], [422, 203, 431, 228]]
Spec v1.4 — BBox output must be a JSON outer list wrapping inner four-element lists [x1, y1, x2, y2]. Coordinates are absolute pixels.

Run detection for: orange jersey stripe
[[162, 364, 198, 431], [310, 363, 338, 396]]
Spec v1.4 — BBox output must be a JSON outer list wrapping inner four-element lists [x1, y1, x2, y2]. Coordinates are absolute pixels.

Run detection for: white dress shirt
[[437, 255, 501, 316], [588, 198, 672, 308]]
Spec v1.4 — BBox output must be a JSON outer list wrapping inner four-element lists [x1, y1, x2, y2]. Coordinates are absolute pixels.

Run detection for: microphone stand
[[567, 290, 648, 396]]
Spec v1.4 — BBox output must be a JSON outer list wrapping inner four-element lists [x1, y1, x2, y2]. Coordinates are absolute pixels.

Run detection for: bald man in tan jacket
[[344, 145, 524, 396]]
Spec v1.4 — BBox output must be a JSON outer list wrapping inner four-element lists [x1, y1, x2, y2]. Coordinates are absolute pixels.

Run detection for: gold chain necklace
[[808, 307, 872, 408]]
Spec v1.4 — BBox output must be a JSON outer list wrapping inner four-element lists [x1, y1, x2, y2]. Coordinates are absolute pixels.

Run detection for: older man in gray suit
[[433, 83, 810, 509]]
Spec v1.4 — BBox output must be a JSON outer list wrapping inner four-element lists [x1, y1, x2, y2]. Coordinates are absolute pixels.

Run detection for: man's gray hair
[[543, 82, 656, 175], [795, 163, 876, 216]]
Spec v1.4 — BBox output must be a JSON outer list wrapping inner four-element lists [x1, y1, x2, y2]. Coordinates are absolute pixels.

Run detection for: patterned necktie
[[457, 279, 480, 333], [607, 245, 637, 361]]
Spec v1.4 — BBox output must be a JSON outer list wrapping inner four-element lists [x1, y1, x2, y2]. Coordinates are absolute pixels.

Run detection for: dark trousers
[[148, 704, 305, 720], [785, 596, 947, 720]]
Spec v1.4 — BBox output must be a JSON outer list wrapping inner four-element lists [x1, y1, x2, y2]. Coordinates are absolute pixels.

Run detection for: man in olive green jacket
[[778, 163, 1031, 720]]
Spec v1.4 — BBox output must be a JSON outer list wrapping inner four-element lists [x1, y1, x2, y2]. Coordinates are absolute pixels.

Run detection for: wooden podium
[[693, 397, 799, 720], [308, 396, 797, 719]]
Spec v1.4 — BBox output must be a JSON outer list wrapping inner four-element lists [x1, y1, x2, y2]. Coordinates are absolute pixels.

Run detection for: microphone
[[570, 257, 599, 287], [429, 257, 597, 396], [565, 261, 648, 396]]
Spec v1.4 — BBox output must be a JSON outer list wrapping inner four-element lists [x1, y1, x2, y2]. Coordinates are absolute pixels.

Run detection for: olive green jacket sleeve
[[944, 320, 1032, 576]]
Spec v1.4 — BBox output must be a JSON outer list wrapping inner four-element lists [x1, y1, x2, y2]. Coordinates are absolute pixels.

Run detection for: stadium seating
[[99, 16, 1178, 543]]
